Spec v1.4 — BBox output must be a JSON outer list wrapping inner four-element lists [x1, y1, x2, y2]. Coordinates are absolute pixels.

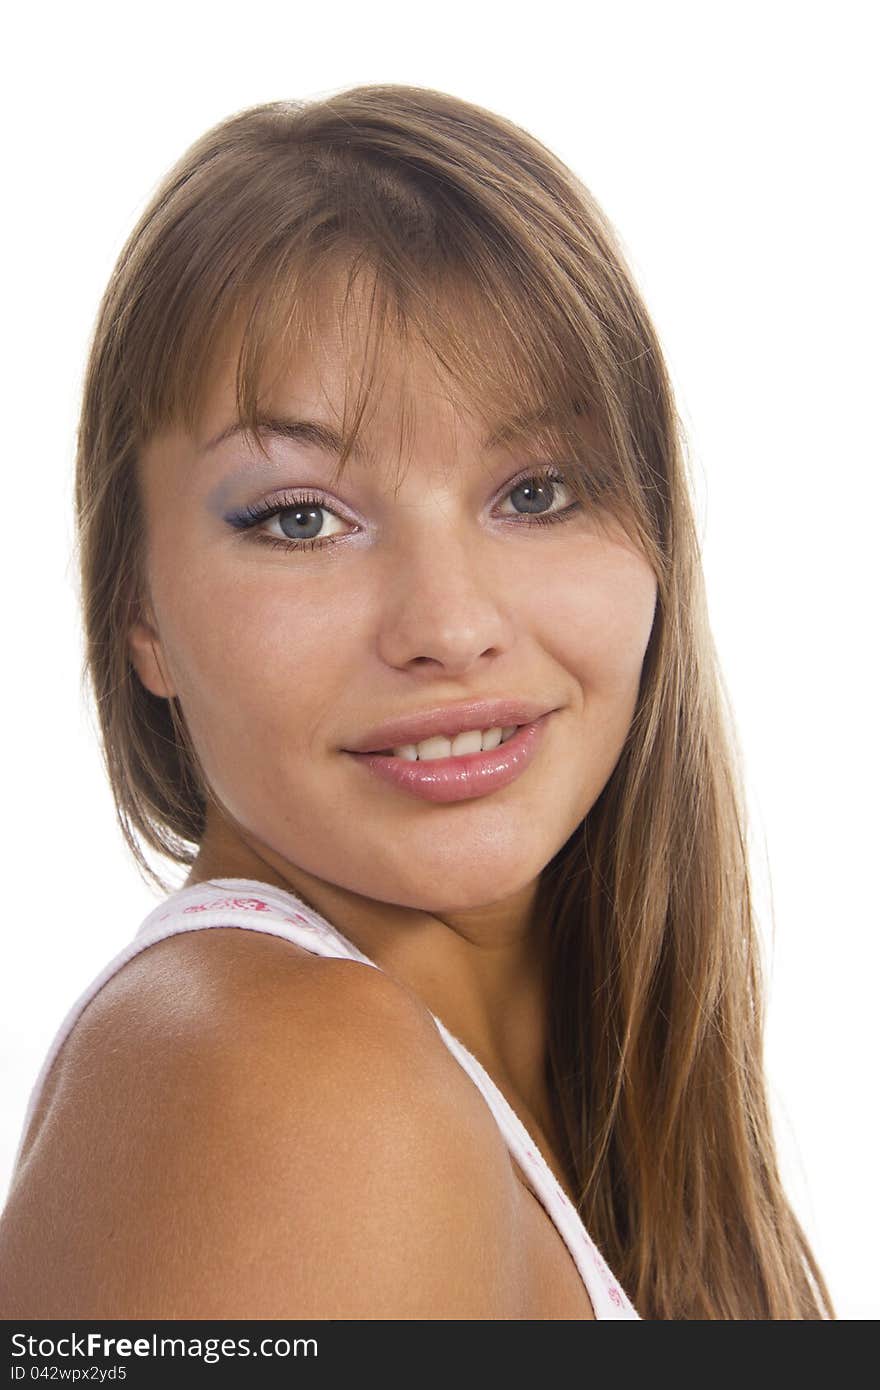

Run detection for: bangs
[[124, 127, 666, 572], [155, 247, 659, 562]]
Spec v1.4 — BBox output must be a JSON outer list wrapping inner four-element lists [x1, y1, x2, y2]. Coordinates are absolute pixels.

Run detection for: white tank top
[[13, 875, 640, 1320]]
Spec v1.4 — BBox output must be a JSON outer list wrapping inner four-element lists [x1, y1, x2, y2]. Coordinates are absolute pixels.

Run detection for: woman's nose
[[375, 522, 516, 675]]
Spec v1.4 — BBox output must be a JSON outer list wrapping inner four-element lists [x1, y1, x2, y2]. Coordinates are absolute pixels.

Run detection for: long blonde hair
[[74, 83, 834, 1318]]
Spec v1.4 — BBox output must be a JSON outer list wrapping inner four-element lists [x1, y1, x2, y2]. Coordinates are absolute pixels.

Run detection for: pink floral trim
[[182, 895, 272, 913], [153, 894, 318, 929]]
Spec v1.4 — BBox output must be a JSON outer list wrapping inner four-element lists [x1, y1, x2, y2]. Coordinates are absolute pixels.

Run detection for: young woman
[[0, 84, 834, 1320]]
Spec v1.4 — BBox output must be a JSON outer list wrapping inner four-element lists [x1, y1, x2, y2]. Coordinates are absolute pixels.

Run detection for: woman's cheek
[[531, 557, 634, 678]]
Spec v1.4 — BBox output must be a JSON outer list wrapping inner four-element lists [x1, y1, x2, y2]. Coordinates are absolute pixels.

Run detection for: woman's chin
[[361, 862, 546, 917]]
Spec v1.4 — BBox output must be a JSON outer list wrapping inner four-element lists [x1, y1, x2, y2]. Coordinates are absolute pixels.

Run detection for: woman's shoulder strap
[[135, 876, 379, 965]]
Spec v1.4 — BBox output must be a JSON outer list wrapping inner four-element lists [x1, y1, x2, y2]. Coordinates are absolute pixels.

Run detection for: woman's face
[[130, 298, 658, 914]]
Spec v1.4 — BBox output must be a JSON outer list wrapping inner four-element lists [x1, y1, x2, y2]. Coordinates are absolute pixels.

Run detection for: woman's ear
[[128, 601, 177, 699]]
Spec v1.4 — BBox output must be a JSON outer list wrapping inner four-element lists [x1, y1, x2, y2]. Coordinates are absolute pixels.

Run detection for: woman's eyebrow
[[201, 416, 370, 462], [201, 405, 557, 459], [201, 406, 568, 515]]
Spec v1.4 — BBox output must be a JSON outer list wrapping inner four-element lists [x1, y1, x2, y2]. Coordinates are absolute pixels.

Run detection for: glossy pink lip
[[345, 713, 553, 803]]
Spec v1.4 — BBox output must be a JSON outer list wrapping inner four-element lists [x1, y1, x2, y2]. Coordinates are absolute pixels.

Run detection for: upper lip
[[343, 698, 557, 754]]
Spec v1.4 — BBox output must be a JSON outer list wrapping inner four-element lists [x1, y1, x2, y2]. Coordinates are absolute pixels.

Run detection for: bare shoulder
[[0, 925, 524, 1319]]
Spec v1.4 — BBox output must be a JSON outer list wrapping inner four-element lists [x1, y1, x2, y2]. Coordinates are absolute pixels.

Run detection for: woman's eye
[[226, 492, 351, 552], [500, 470, 577, 520], [227, 467, 582, 554], [262, 497, 348, 546]]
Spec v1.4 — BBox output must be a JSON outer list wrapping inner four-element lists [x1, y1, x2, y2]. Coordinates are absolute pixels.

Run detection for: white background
[[2, 0, 876, 1319]]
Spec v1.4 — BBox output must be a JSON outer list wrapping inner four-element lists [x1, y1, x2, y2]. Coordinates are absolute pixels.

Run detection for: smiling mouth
[[369, 725, 523, 760], [343, 715, 552, 804]]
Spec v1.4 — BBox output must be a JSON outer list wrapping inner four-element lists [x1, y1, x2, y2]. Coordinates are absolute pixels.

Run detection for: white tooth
[[388, 725, 517, 759], [413, 735, 455, 760], [451, 729, 484, 756]]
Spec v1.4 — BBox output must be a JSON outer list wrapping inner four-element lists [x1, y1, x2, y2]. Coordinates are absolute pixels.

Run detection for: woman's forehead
[[198, 256, 569, 417], [177, 257, 608, 503], [195, 312, 558, 463]]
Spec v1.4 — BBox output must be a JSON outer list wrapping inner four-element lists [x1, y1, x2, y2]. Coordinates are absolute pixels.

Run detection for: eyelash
[[225, 465, 583, 554]]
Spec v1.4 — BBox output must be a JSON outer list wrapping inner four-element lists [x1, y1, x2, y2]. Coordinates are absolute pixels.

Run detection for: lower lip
[[344, 714, 553, 804]]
